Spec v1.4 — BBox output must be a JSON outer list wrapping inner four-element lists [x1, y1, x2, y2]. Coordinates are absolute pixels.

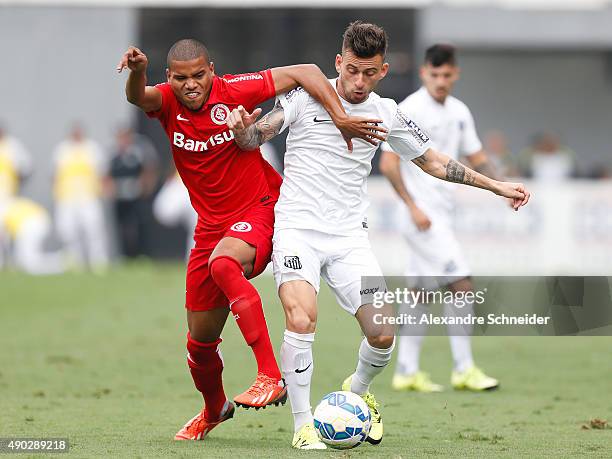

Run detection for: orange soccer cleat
[[174, 401, 235, 440], [233, 374, 287, 409]]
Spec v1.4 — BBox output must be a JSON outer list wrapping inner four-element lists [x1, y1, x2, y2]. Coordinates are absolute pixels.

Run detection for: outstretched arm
[[116, 46, 162, 113], [413, 148, 530, 211], [226, 102, 285, 151], [269, 65, 386, 150]]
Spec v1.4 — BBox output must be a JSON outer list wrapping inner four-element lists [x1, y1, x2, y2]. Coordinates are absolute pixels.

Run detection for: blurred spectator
[[483, 130, 520, 178], [518, 132, 577, 181], [586, 163, 611, 180], [0, 197, 65, 275], [0, 124, 33, 201], [105, 127, 158, 258], [153, 169, 197, 259], [53, 123, 109, 272]]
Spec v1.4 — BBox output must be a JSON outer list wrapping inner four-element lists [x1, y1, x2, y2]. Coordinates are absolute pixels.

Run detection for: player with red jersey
[[117, 39, 386, 441]]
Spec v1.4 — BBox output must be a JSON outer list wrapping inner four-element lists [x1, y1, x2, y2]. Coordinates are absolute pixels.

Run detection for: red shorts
[[185, 199, 275, 312]]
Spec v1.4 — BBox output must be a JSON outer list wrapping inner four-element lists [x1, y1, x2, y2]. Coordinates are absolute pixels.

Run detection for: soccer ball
[[313, 390, 371, 449]]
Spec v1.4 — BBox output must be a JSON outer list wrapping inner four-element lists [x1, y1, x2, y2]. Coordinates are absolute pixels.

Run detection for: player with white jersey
[[380, 44, 507, 393], [227, 23, 529, 450]]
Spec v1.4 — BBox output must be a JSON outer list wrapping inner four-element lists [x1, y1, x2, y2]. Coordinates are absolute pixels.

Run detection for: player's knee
[[209, 255, 243, 283], [367, 334, 395, 350]]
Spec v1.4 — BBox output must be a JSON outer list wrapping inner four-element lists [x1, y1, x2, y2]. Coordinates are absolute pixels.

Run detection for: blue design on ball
[[355, 405, 368, 422], [340, 402, 357, 415], [334, 431, 350, 440], [323, 422, 335, 439]]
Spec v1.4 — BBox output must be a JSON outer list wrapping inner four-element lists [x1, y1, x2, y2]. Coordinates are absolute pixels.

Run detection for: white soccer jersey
[[275, 79, 432, 236], [383, 87, 482, 214]]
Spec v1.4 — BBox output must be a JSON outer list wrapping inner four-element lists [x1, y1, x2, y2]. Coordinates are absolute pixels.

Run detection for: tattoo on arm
[[412, 154, 427, 166], [446, 159, 476, 185], [233, 100, 285, 150]]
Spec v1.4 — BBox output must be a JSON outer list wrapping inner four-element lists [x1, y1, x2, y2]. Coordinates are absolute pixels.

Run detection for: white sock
[[445, 299, 475, 373], [395, 302, 428, 376], [350, 337, 395, 395], [280, 330, 315, 433]]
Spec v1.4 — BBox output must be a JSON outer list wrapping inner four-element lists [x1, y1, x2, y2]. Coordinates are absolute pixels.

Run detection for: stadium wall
[[0, 7, 137, 206]]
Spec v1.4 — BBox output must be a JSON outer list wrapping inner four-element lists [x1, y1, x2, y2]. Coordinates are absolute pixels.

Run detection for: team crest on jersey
[[230, 221, 252, 232], [284, 256, 302, 270], [211, 104, 230, 125]]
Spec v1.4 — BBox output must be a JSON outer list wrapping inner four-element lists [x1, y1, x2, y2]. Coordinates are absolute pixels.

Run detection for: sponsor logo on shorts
[[211, 104, 230, 125], [284, 256, 302, 270], [360, 286, 380, 296], [231, 222, 252, 232]]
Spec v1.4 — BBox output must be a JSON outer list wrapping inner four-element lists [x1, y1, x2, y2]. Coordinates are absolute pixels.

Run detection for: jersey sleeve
[[145, 83, 174, 121], [222, 70, 276, 111], [276, 87, 309, 133], [459, 107, 483, 156], [385, 106, 432, 161]]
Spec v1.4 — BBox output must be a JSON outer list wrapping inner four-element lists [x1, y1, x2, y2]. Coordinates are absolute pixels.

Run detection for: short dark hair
[[425, 44, 457, 67], [342, 21, 388, 58], [167, 39, 210, 67]]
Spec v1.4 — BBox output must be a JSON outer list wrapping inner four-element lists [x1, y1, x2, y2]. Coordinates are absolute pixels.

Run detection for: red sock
[[186, 332, 227, 420], [209, 256, 281, 380]]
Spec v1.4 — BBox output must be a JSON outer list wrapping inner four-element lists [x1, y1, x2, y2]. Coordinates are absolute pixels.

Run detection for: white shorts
[[399, 207, 471, 288], [272, 228, 387, 316]]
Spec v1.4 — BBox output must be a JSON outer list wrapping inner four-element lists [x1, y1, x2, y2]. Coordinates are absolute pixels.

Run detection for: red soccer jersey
[[147, 70, 282, 232]]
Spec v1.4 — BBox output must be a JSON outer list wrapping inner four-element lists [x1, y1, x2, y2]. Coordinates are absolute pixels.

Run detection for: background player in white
[[0, 197, 65, 275], [153, 168, 198, 259], [227, 23, 530, 450], [379, 44, 507, 393]]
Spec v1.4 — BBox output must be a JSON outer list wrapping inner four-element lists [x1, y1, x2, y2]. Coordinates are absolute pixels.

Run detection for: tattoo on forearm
[[234, 125, 261, 150], [233, 99, 285, 150], [255, 100, 285, 144], [413, 155, 427, 166], [446, 159, 476, 184]]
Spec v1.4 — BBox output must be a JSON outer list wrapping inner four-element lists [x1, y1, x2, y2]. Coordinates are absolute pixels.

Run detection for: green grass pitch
[[1, 263, 611, 458]]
